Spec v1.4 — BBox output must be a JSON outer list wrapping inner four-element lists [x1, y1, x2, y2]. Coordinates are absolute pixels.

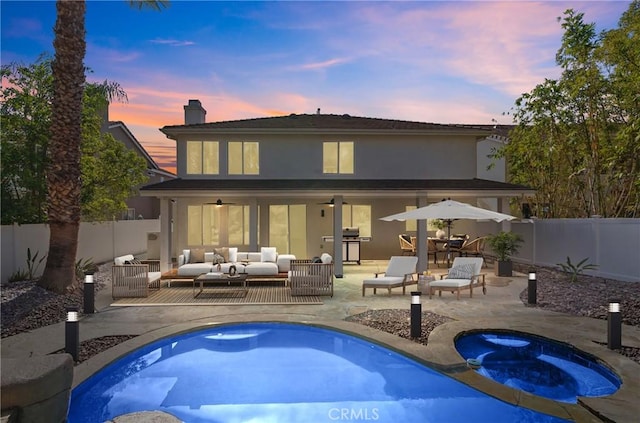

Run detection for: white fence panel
[[518, 219, 640, 282], [1, 220, 160, 283]]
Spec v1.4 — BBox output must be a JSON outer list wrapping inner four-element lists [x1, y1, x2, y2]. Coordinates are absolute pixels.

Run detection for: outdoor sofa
[[177, 247, 296, 277]]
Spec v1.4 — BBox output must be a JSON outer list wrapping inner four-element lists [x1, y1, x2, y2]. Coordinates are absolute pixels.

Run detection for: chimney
[[317, 108, 321, 115], [184, 99, 206, 124]]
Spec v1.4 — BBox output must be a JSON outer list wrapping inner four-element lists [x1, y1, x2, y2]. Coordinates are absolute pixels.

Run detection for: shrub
[[487, 231, 523, 261], [556, 257, 599, 283]]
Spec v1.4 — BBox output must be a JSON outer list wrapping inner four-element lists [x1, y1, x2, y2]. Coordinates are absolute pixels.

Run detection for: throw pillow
[[212, 253, 225, 264], [229, 247, 238, 263], [321, 253, 333, 264], [182, 249, 191, 264], [190, 247, 205, 263], [261, 247, 277, 263], [448, 263, 476, 279], [215, 247, 229, 263]]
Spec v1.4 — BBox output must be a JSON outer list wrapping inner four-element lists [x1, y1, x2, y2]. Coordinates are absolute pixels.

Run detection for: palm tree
[[39, 0, 168, 293]]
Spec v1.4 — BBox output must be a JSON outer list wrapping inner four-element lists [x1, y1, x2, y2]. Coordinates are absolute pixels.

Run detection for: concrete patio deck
[[2, 260, 639, 422]]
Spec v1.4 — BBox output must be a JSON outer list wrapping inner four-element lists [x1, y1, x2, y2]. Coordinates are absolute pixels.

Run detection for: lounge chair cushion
[[448, 263, 476, 279], [363, 276, 404, 286], [430, 278, 471, 288]]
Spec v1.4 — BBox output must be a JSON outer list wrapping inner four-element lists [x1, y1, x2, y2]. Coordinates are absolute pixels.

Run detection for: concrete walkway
[[2, 261, 639, 422]]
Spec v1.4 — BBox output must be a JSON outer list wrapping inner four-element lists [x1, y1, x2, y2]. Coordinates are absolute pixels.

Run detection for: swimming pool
[[455, 331, 621, 404], [68, 322, 570, 422]]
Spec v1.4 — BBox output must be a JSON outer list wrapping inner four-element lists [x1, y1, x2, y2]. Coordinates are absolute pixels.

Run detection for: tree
[[81, 83, 148, 221], [495, 4, 640, 218], [1, 58, 52, 224], [1, 57, 148, 225], [40, 0, 168, 293]]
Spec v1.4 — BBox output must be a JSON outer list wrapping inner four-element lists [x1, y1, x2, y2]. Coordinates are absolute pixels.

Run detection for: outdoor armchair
[[290, 259, 334, 297], [399, 234, 416, 256]]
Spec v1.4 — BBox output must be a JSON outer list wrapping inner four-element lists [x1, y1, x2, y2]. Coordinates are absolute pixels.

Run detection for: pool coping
[[73, 313, 638, 422]]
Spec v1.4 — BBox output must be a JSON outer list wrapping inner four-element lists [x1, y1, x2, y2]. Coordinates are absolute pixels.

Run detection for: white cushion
[[430, 279, 471, 288], [247, 252, 262, 262], [147, 271, 162, 283], [385, 256, 418, 277], [276, 254, 296, 272], [204, 252, 215, 262], [229, 247, 238, 263], [177, 263, 214, 276], [237, 252, 249, 261], [363, 276, 404, 286], [182, 249, 191, 264], [448, 263, 475, 279], [261, 247, 277, 263], [244, 262, 279, 275], [321, 253, 333, 264], [114, 254, 135, 266]]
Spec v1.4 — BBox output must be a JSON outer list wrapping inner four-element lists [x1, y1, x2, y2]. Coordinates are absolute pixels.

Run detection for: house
[[107, 120, 176, 219], [141, 100, 534, 275]]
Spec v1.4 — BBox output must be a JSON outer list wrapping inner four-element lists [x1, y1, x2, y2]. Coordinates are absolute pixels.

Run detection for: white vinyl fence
[[1, 220, 160, 283], [508, 218, 640, 282]]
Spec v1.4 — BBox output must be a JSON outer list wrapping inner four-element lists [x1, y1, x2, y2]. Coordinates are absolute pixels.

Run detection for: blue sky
[[1, 0, 631, 172]]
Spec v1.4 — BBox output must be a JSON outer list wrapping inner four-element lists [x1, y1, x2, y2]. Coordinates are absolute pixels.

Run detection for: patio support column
[[249, 198, 258, 251], [498, 197, 512, 233], [416, 195, 429, 273], [159, 198, 172, 272], [333, 195, 344, 278]]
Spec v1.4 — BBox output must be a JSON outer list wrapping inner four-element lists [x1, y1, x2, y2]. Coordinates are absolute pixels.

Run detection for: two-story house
[[142, 100, 534, 275]]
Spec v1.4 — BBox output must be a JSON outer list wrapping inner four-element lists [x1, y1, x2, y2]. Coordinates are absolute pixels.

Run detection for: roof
[[161, 113, 494, 137], [108, 121, 175, 178], [140, 178, 534, 198]]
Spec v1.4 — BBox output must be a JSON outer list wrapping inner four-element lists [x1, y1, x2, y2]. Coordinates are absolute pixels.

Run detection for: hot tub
[[455, 331, 621, 403]]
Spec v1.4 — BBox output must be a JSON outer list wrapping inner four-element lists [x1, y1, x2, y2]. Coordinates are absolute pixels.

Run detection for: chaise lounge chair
[[428, 257, 485, 300], [362, 256, 418, 296]]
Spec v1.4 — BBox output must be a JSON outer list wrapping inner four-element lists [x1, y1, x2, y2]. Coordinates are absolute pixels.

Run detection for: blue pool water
[[69, 323, 570, 422], [455, 331, 621, 404]]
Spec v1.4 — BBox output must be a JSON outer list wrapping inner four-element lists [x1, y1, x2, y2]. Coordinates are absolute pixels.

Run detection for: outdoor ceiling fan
[[206, 198, 236, 207], [318, 198, 348, 207]]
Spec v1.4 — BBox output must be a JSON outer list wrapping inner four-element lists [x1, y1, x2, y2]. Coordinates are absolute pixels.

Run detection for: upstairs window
[[323, 141, 354, 174], [229, 141, 259, 175], [186, 141, 219, 175]]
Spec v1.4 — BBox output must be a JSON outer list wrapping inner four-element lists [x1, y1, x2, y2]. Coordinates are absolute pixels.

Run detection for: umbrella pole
[[446, 220, 452, 267]]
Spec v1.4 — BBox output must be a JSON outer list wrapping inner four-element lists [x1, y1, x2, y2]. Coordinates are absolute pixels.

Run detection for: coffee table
[[193, 272, 248, 298]]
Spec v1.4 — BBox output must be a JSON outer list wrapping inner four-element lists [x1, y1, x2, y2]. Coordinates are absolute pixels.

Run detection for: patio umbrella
[[380, 200, 516, 266]]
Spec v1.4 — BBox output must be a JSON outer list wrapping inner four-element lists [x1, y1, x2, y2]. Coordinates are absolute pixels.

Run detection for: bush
[[487, 231, 523, 261]]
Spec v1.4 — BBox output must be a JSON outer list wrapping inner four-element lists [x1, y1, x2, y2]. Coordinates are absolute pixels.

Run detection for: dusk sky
[[1, 1, 630, 173]]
